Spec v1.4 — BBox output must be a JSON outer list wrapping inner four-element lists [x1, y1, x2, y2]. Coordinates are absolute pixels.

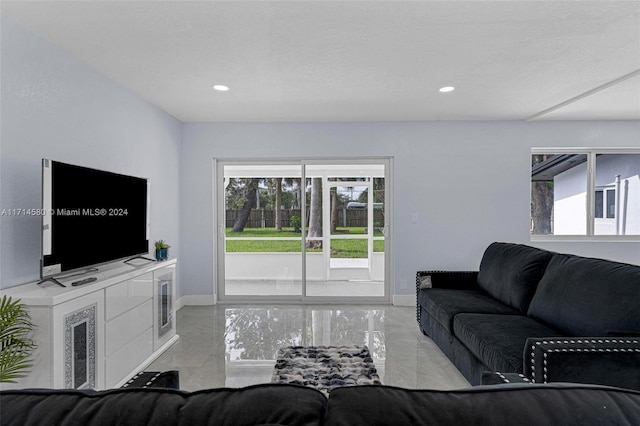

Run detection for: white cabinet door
[[52, 290, 105, 389], [104, 272, 154, 388], [105, 327, 153, 388], [105, 272, 153, 321], [153, 264, 177, 351], [105, 299, 153, 358]]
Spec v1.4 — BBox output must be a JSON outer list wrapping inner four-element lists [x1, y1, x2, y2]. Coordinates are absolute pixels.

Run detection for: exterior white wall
[[181, 121, 640, 298], [225, 252, 384, 281], [554, 163, 587, 235], [553, 154, 640, 235], [226, 253, 322, 280], [0, 17, 182, 289], [595, 154, 640, 235]]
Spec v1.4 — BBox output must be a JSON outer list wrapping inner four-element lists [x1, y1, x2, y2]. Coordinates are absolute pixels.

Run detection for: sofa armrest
[[416, 271, 479, 291], [524, 337, 640, 390], [415, 271, 479, 324]]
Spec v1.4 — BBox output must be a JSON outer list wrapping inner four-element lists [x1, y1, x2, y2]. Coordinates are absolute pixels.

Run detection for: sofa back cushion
[[0, 384, 327, 426], [325, 384, 640, 426], [527, 254, 640, 336], [477, 242, 554, 312]]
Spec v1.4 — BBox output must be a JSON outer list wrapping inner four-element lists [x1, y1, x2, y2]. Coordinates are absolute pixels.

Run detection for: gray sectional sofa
[[416, 242, 640, 388]]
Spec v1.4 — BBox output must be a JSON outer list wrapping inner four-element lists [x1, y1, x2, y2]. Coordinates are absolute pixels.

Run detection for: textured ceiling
[[2, 1, 639, 122]]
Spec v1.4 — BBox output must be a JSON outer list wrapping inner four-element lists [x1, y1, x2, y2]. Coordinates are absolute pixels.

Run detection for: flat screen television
[[41, 159, 150, 279]]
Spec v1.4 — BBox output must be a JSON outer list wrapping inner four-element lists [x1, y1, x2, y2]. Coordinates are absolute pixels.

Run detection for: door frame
[[213, 157, 393, 304]]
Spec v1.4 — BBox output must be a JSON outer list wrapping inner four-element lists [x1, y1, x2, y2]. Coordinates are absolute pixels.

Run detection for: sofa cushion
[[477, 242, 554, 313], [418, 288, 519, 333], [0, 384, 327, 426], [453, 314, 563, 373], [324, 383, 640, 426], [527, 254, 640, 336]]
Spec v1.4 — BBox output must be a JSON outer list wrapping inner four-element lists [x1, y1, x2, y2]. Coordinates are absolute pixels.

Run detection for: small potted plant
[[154, 240, 170, 261], [0, 295, 36, 383]]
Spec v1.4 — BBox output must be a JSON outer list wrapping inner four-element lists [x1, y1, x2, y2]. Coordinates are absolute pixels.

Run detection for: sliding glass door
[[215, 159, 390, 303]]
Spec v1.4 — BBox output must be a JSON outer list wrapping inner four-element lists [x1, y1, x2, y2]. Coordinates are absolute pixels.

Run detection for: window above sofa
[[531, 148, 640, 241]]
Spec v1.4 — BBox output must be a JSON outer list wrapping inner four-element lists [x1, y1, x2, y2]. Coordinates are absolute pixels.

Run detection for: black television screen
[[41, 159, 149, 278]]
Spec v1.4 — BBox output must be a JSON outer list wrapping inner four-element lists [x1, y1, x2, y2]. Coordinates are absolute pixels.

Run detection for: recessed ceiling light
[[212, 84, 229, 92], [439, 86, 455, 93]]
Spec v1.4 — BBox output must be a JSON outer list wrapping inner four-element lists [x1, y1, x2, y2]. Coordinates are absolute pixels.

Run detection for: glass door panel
[[223, 164, 303, 297], [304, 164, 385, 298]]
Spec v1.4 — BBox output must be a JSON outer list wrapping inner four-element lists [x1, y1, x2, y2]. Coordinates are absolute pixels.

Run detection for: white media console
[[0, 258, 178, 390]]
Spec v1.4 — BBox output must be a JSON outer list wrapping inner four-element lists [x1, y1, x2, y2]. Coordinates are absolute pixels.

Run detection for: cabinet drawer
[[105, 273, 153, 321], [105, 327, 153, 388], [105, 299, 153, 357]]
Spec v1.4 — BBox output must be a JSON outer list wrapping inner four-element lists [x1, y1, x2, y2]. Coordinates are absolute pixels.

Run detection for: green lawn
[[226, 227, 384, 257], [226, 227, 383, 237], [226, 240, 319, 253]]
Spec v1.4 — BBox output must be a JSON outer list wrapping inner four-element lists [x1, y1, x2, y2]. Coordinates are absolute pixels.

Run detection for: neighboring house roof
[[531, 154, 588, 181]]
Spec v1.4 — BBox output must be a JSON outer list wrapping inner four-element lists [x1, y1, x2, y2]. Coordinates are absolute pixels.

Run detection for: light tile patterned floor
[[146, 304, 470, 391]]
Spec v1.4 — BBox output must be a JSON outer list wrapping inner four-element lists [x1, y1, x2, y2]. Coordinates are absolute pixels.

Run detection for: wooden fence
[[225, 209, 384, 228]]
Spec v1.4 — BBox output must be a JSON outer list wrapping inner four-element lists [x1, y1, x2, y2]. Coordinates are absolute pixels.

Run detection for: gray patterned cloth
[[271, 345, 381, 396]]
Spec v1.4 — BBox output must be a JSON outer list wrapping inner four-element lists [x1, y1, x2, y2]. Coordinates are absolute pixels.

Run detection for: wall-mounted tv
[[41, 159, 150, 279]]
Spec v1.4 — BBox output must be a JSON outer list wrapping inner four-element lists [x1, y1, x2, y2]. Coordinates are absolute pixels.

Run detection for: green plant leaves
[[0, 295, 36, 383]]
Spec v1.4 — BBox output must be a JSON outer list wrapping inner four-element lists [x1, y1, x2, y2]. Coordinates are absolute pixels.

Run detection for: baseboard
[[176, 294, 217, 309], [392, 294, 416, 306]]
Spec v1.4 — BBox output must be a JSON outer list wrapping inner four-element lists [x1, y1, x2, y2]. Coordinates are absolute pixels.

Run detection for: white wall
[[181, 121, 640, 298], [0, 17, 182, 289]]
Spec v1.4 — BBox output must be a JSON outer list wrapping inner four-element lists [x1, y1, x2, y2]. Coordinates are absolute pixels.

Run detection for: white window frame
[[531, 147, 640, 242]]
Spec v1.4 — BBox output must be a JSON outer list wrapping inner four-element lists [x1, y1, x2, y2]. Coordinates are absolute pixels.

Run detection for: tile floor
[[146, 304, 470, 391]]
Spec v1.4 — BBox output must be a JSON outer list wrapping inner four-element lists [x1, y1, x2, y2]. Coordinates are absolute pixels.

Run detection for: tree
[[231, 178, 260, 233], [282, 178, 300, 210], [275, 178, 282, 231], [357, 178, 385, 204], [225, 178, 250, 209], [531, 155, 554, 235], [330, 187, 338, 233], [307, 178, 322, 248], [358, 178, 385, 228]]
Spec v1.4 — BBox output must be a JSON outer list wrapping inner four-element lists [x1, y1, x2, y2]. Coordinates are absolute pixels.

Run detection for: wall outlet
[[410, 213, 418, 223]]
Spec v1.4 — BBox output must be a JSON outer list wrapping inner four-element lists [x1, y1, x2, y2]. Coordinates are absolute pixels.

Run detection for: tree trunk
[[531, 182, 554, 234], [330, 188, 338, 233], [275, 178, 282, 231], [531, 155, 554, 235], [231, 178, 259, 233], [307, 178, 322, 249], [294, 178, 302, 209]]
